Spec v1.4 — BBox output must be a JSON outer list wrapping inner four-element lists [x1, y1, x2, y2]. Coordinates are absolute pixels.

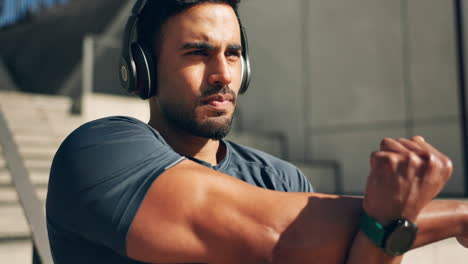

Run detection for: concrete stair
[[0, 91, 466, 263]]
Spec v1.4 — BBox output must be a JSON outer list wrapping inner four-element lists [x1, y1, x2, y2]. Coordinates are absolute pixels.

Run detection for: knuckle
[[380, 137, 392, 147], [372, 152, 398, 168], [370, 151, 380, 162], [419, 150, 432, 161], [413, 135, 426, 142], [443, 157, 454, 179], [426, 153, 440, 169], [429, 153, 441, 165], [385, 153, 398, 163], [370, 151, 384, 167], [407, 152, 422, 167], [387, 154, 402, 171]]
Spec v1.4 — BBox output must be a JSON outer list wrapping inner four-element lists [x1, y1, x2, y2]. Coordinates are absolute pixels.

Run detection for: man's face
[[155, 3, 243, 139]]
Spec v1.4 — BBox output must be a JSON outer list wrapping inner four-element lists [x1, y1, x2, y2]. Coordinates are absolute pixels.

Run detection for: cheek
[[230, 62, 243, 93], [179, 65, 206, 92], [158, 65, 203, 100]]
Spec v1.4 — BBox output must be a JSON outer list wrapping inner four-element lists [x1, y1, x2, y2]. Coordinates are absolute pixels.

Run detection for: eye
[[226, 50, 241, 60], [187, 50, 209, 56]]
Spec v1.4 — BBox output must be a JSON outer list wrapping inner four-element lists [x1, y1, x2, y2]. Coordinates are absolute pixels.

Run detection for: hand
[[363, 136, 453, 225]]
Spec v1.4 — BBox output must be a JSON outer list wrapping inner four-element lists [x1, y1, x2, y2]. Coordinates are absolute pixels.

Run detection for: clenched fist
[[363, 136, 453, 225]]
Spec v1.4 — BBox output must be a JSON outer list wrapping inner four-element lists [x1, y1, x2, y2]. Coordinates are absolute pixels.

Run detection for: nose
[[207, 54, 232, 88]]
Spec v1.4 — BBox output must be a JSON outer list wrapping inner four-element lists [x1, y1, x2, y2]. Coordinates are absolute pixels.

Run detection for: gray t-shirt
[[46, 116, 313, 264]]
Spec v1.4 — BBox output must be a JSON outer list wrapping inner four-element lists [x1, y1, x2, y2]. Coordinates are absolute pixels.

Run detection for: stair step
[[19, 152, 55, 161], [0, 241, 32, 264], [0, 170, 49, 186], [0, 92, 70, 110], [0, 205, 33, 239], [23, 160, 52, 171], [0, 160, 51, 173], [0, 186, 47, 204], [18, 146, 58, 156], [13, 134, 60, 144]]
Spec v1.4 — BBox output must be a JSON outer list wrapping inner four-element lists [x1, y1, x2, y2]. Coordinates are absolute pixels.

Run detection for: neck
[[148, 115, 226, 166]]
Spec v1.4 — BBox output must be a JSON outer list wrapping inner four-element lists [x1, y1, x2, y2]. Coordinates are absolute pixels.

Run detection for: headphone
[[119, 0, 252, 100]]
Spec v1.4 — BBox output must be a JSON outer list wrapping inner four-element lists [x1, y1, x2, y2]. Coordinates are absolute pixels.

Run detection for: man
[[46, 0, 468, 263]]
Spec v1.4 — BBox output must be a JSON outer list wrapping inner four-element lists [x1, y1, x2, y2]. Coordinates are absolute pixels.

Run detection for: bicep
[[126, 159, 276, 263], [126, 159, 364, 264]]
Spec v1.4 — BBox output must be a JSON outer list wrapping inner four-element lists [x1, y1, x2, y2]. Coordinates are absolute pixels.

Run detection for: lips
[[201, 94, 234, 105], [208, 99, 230, 108]]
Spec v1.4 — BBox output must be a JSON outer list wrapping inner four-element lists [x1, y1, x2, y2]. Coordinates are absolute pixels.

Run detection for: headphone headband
[[132, 0, 148, 15]]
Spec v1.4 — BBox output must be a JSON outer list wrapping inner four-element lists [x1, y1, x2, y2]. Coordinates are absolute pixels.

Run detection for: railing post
[[70, 34, 95, 115]]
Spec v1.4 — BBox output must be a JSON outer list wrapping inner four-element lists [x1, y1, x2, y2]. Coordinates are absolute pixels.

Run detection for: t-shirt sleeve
[[291, 167, 314, 193], [46, 116, 185, 256]]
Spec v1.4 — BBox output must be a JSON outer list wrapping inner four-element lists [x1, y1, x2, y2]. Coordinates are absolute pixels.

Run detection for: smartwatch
[[360, 211, 418, 256]]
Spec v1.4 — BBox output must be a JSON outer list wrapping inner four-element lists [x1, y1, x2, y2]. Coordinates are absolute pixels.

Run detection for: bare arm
[[126, 158, 468, 264]]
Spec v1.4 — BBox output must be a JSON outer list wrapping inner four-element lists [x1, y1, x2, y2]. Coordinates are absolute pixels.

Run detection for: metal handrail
[[0, 110, 53, 264]]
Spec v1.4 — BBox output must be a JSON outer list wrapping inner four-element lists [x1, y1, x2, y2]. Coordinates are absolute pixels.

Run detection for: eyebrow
[[227, 44, 243, 52], [180, 42, 243, 52], [180, 42, 215, 50]]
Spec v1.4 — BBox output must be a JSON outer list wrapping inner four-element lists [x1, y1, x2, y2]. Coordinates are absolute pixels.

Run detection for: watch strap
[[360, 211, 385, 248]]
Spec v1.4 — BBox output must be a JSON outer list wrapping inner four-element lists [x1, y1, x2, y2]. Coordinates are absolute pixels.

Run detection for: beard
[[159, 86, 236, 140]]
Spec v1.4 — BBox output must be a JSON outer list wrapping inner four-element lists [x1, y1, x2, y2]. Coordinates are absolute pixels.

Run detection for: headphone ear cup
[[239, 56, 249, 94], [239, 56, 250, 94], [239, 27, 251, 94], [131, 43, 156, 99]]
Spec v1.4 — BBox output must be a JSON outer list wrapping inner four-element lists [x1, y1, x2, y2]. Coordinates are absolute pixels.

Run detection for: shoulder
[[50, 115, 180, 192], [55, 116, 171, 159], [62, 116, 156, 147], [47, 116, 184, 254]]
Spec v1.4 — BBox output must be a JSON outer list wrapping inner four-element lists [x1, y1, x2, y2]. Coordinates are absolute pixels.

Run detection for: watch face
[[385, 219, 418, 256]]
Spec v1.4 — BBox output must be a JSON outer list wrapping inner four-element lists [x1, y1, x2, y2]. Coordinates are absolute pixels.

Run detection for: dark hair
[[137, 0, 241, 58]]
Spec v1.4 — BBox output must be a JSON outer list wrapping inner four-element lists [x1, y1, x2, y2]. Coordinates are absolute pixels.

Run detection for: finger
[[403, 152, 424, 179], [412, 136, 443, 155], [412, 136, 447, 162], [397, 138, 426, 156], [380, 138, 411, 154], [370, 151, 405, 172], [412, 136, 453, 180]]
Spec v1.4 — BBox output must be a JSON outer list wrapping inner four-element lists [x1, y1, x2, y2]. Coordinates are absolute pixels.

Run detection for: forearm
[[345, 200, 468, 264]]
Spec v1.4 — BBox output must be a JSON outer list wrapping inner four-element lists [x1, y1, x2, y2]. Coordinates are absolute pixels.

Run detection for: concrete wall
[[238, 0, 466, 195]]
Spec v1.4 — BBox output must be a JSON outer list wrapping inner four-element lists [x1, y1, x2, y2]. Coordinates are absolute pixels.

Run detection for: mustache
[[199, 85, 237, 101]]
